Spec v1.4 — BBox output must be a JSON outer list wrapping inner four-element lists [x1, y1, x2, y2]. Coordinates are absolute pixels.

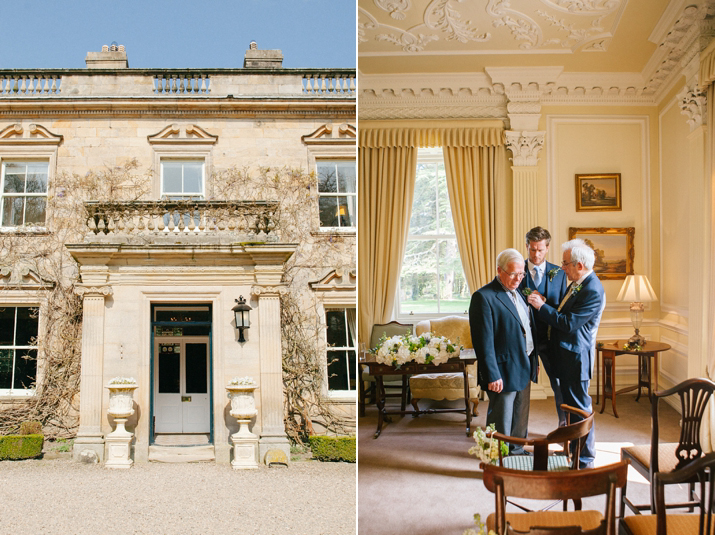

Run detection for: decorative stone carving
[[0, 265, 54, 289], [74, 285, 113, 297], [504, 131, 545, 167], [105, 381, 137, 469], [309, 268, 357, 291], [301, 123, 356, 145], [251, 285, 289, 297], [678, 85, 707, 131], [227, 382, 259, 470], [147, 124, 218, 145], [0, 123, 63, 145]]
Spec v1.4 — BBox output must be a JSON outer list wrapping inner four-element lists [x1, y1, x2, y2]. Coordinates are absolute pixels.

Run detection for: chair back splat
[[669, 379, 715, 470]]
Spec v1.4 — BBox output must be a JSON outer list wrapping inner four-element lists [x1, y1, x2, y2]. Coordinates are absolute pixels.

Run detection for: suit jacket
[[519, 260, 568, 347], [469, 277, 539, 392], [534, 272, 605, 382]]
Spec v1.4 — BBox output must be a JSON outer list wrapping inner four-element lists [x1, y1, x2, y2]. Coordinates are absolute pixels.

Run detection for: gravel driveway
[[0, 459, 356, 535]]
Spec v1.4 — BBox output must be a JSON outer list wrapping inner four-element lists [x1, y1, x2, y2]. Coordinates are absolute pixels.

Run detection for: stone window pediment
[[310, 268, 356, 292], [0, 266, 55, 290], [301, 123, 356, 146], [0, 123, 63, 146], [147, 124, 218, 146]]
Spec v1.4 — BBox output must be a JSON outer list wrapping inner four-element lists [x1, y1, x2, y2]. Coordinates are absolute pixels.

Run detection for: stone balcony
[[0, 69, 355, 98], [83, 200, 280, 245]]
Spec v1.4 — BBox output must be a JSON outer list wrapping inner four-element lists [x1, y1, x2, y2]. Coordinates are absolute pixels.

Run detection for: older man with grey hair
[[470, 248, 538, 452], [527, 239, 605, 468]]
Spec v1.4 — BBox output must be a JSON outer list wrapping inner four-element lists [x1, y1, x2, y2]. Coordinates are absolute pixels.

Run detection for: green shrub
[[309, 435, 356, 463], [0, 434, 44, 460], [19, 421, 43, 435]]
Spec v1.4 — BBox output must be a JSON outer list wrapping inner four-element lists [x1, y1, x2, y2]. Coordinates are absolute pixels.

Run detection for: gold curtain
[[443, 143, 503, 292], [699, 40, 715, 452], [358, 124, 503, 346]]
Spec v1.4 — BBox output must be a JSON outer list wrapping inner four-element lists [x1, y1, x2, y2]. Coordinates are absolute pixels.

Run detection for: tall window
[[317, 161, 356, 228], [161, 160, 204, 200], [325, 307, 356, 394], [1, 162, 49, 227], [398, 148, 469, 316], [0, 306, 38, 394]]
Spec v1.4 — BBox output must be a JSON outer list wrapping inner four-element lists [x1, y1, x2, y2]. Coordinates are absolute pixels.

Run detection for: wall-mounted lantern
[[232, 296, 252, 343]]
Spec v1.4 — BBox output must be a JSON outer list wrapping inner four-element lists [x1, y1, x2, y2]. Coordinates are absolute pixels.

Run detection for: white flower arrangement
[[373, 331, 461, 368], [228, 376, 257, 386], [468, 423, 509, 465], [463, 513, 497, 535], [108, 376, 137, 385]]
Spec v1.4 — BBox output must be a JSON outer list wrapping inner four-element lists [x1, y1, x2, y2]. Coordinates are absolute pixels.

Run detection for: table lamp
[[616, 274, 657, 346]]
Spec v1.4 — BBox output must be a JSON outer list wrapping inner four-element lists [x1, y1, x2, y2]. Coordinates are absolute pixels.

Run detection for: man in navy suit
[[470, 249, 538, 453], [527, 239, 605, 468], [519, 227, 569, 426]]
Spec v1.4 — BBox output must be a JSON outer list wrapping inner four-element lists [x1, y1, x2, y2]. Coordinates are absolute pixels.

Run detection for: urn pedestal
[[105, 384, 137, 469], [226, 384, 259, 469]]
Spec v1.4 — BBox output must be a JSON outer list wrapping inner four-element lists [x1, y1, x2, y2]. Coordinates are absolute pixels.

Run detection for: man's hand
[[527, 292, 546, 310], [488, 379, 503, 393]]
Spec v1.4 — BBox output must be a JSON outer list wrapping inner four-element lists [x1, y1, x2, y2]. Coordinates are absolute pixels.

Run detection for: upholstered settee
[[410, 315, 480, 416]]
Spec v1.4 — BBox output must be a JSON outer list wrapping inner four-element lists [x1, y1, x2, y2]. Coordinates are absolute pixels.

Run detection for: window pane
[[348, 349, 356, 390], [327, 350, 348, 391], [4, 167, 25, 193], [410, 164, 437, 234], [13, 349, 36, 390], [317, 163, 337, 193], [15, 307, 39, 346], [336, 196, 353, 227], [319, 196, 338, 227], [436, 164, 454, 234], [25, 164, 48, 193], [337, 162, 355, 193], [158, 345, 180, 393], [0, 307, 15, 345], [3, 197, 24, 226], [185, 343, 207, 394], [163, 162, 183, 194], [438, 240, 469, 313], [399, 239, 438, 313], [326, 309, 347, 347], [24, 198, 46, 225], [183, 163, 202, 194], [0, 349, 12, 388]]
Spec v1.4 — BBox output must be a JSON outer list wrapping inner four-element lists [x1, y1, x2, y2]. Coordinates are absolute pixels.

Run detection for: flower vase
[[105, 383, 138, 469], [226, 383, 259, 469]]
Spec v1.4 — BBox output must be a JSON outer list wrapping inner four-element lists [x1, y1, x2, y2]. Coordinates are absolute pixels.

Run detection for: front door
[[154, 337, 210, 433]]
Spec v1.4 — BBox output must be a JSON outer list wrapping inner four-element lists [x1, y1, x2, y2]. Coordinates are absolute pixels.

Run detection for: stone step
[[148, 444, 215, 463]]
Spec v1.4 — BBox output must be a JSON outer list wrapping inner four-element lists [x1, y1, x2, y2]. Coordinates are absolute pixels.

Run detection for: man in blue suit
[[470, 249, 538, 453], [527, 239, 605, 468], [519, 227, 569, 426]]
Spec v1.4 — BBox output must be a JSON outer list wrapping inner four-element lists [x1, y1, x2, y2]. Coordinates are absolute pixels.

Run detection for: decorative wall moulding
[[251, 285, 289, 297], [301, 123, 356, 145], [147, 124, 218, 145], [504, 130, 545, 167], [309, 268, 357, 291], [0, 122, 63, 145], [74, 285, 113, 297]]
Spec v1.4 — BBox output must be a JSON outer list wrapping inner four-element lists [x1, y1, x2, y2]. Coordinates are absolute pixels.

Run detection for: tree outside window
[[1, 162, 49, 227], [398, 149, 469, 315]]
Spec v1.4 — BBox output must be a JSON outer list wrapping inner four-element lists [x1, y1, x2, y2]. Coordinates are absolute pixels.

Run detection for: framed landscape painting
[[575, 173, 621, 212], [568, 227, 634, 280]]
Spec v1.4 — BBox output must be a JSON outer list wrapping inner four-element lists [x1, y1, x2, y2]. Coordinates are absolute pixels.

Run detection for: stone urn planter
[[226, 378, 258, 469], [105, 378, 138, 469]]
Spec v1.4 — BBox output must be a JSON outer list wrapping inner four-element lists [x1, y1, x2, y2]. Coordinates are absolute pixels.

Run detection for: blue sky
[[0, 0, 356, 69]]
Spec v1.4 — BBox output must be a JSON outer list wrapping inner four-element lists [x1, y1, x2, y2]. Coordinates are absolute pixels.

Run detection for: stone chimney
[[85, 43, 129, 69], [243, 41, 283, 69]]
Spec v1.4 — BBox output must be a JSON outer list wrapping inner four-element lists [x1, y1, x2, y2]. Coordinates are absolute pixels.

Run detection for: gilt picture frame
[[568, 227, 634, 280], [575, 173, 622, 212]]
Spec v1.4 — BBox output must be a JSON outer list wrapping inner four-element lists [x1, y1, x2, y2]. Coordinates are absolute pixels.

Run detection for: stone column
[[72, 285, 112, 462], [251, 284, 290, 463], [505, 130, 545, 248]]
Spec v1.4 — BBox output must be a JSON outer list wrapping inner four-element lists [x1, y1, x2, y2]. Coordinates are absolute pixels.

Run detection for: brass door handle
[[181, 396, 191, 402]]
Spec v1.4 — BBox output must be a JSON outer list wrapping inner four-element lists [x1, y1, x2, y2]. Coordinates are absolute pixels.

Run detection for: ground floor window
[[0, 306, 38, 394], [325, 307, 356, 393]]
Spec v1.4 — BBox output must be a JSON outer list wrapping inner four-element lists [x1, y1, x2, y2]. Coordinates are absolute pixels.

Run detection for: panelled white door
[[154, 337, 210, 434]]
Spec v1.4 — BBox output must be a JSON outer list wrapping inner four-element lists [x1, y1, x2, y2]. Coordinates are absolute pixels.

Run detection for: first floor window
[[0, 306, 39, 393], [398, 148, 469, 316], [325, 307, 356, 393], [161, 160, 204, 200], [317, 161, 356, 229], [1, 161, 49, 227]]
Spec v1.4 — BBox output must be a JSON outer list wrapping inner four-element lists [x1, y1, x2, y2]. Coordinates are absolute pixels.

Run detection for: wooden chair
[[358, 321, 412, 417], [621, 452, 715, 535], [620, 377, 715, 515], [482, 460, 629, 535]]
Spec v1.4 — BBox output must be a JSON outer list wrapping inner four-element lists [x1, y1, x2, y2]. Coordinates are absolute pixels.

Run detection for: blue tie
[[533, 268, 542, 288]]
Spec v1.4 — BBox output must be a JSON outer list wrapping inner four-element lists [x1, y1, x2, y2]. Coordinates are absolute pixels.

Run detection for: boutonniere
[[521, 287, 533, 296], [548, 267, 560, 281], [571, 283, 583, 295]]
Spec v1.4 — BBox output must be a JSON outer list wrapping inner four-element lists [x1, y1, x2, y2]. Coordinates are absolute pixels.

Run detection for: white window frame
[[0, 160, 50, 229], [160, 159, 206, 200], [322, 306, 357, 400], [316, 160, 356, 230], [396, 147, 469, 322], [0, 296, 44, 398]]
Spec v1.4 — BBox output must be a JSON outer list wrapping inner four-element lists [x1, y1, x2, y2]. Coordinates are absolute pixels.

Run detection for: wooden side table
[[597, 340, 671, 417]]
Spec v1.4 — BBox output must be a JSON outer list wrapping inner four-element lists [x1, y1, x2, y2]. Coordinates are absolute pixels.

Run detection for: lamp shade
[[616, 274, 657, 303]]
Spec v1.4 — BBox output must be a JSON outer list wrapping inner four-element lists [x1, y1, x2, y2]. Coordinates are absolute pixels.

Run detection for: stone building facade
[[0, 44, 356, 464]]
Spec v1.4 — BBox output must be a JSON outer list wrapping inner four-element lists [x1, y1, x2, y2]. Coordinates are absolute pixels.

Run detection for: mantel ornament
[[504, 131, 545, 167]]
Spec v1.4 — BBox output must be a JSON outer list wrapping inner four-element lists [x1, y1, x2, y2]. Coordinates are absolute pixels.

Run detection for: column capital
[[504, 130, 545, 167], [678, 84, 707, 131], [74, 285, 113, 298], [250, 284, 288, 298]]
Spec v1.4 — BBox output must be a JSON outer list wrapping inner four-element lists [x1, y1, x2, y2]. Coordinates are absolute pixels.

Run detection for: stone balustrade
[[84, 200, 279, 243], [0, 69, 355, 97]]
